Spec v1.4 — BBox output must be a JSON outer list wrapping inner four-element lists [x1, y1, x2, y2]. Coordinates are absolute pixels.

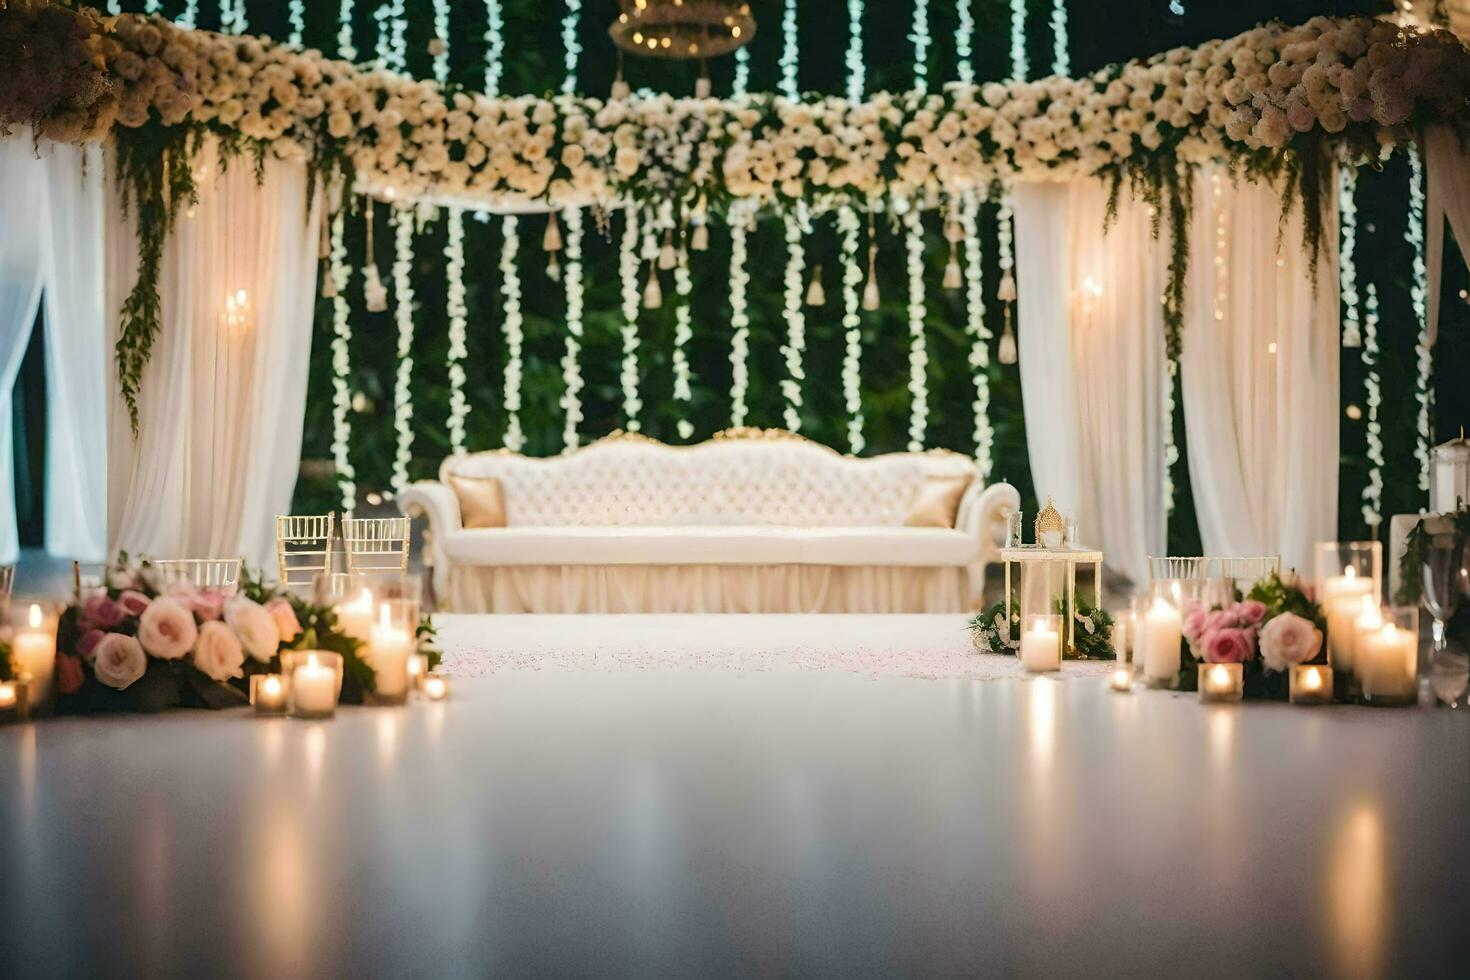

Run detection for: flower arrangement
[[968, 595, 1115, 660], [0, 1, 115, 144], [52, 559, 439, 714], [1177, 571, 1324, 697]]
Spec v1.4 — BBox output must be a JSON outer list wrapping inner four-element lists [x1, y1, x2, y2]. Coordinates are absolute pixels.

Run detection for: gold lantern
[[1035, 496, 1065, 550], [608, 1, 756, 61]]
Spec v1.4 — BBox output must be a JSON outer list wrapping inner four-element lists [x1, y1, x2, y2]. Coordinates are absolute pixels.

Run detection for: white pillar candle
[[1357, 624, 1417, 704], [291, 655, 338, 718], [12, 604, 57, 709], [1322, 566, 1374, 669], [1198, 662, 1244, 703], [1340, 598, 1384, 675], [1020, 617, 1061, 673], [335, 588, 376, 643], [1143, 596, 1182, 684], [1111, 613, 1131, 662], [368, 603, 413, 701]]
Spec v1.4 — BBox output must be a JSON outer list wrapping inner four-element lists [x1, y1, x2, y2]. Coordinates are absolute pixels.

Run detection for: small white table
[[1001, 547, 1105, 652]]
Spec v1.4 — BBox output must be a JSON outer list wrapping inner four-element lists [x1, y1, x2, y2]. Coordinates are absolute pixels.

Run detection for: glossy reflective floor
[[2, 672, 1466, 977]]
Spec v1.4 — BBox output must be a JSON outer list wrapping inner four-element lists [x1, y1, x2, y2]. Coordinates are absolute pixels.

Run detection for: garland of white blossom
[[337, 0, 357, 60], [372, 1, 393, 68], [432, 0, 451, 85], [177, 1, 198, 31], [956, 0, 974, 85], [1169, 2, 1185, 17], [289, 1, 305, 47], [837, 205, 865, 454], [729, 210, 752, 428], [780, 205, 810, 433], [483, 0, 504, 97], [1407, 144, 1432, 493], [672, 229, 695, 440], [107, 3, 119, 18], [560, 207, 585, 451], [445, 207, 469, 455], [144, 0, 159, 13], [1164, 360, 1178, 514], [561, 0, 582, 95], [904, 208, 929, 451], [619, 207, 643, 431], [390, 0, 408, 74], [499, 215, 525, 452], [329, 209, 357, 514], [390, 210, 416, 495], [1362, 281, 1384, 527], [223, 0, 247, 36], [1051, 0, 1070, 77], [1338, 166, 1361, 347], [996, 195, 1017, 364], [780, 0, 799, 100], [845, 1, 864, 103], [1010, 0, 1028, 81], [961, 193, 993, 475], [911, 1, 930, 96], [733, 47, 749, 98]]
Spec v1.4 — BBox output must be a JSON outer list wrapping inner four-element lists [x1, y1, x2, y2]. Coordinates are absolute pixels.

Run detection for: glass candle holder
[[366, 599, 415, 705], [282, 649, 344, 700], [1198, 662, 1244, 703], [1140, 582, 1185, 687], [1019, 614, 1063, 673], [1108, 666, 1133, 692], [249, 674, 288, 715], [1129, 594, 1151, 676], [1289, 664, 1334, 705], [10, 602, 59, 715], [1005, 510, 1025, 549], [326, 572, 378, 645], [1111, 608, 1133, 663], [289, 651, 342, 719], [422, 673, 450, 701], [0, 679, 30, 722], [1357, 607, 1419, 706], [1315, 541, 1381, 609], [1327, 591, 1380, 677]]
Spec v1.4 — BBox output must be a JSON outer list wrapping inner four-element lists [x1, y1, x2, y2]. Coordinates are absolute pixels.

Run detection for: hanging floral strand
[[1362, 281, 1384, 529], [1407, 144, 1432, 493], [432, 0, 451, 84], [733, 47, 750, 98], [288, 0, 305, 46], [177, 1, 199, 31], [561, 0, 582, 95], [911, 0, 930, 96], [729, 207, 752, 428], [996, 194, 1018, 365], [781, 204, 810, 433], [904, 208, 929, 452], [672, 225, 695, 440], [445, 207, 469, 455], [1051, 0, 1069, 77], [560, 208, 585, 452], [961, 192, 993, 476], [390, 209, 417, 496], [780, 0, 799, 100], [837, 205, 865, 455], [1338, 166, 1361, 348], [500, 215, 525, 452], [619, 206, 643, 431], [845, 1, 864, 103], [328, 209, 357, 514], [956, 0, 974, 85], [484, 0, 504, 97], [337, 0, 357, 60], [1010, 0, 1029, 81]]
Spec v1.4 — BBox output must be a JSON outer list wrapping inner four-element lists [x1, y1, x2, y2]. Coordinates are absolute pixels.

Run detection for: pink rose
[[1204, 609, 1228, 633], [80, 594, 123, 631], [137, 597, 199, 661], [1183, 607, 1209, 645], [168, 581, 223, 621], [1237, 600, 1267, 626], [224, 597, 281, 663], [93, 633, 147, 690], [77, 629, 105, 663], [265, 597, 303, 644], [116, 590, 152, 617], [1203, 627, 1254, 664], [192, 621, 245, 682], [1259, 612, 1323, 672], [55, 653, 84, 695]]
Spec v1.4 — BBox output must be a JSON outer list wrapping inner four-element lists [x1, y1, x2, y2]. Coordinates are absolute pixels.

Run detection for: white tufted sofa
[[400, 430, 1019, 614]]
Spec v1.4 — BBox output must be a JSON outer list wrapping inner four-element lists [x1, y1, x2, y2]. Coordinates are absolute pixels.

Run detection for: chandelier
[[608, 0, 756, 60]]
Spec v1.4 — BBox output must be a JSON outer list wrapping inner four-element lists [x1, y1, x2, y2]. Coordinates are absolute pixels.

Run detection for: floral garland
[[178, 1, 198, 32], [837, 205, 865, 455], [969, 596, 1116, 661], [1362, 281, 1384, 528], [483, 0, 504, 97], [733, 46, 749, 99], [328, 209, 358, 512], [672, 228, 695, 441], [911, 0, 929, 96], [432, 0, 451, 85], [618, 207, 643, 431], [904, 208, 929, 452], [960, 192, 994, 476], [728, 207, 752, 428], [1408, 143, 1432, 495], [499, 214, 525, 452], [390, 208, 416, 495], [780, 0, 799, 101], [1010, 0, 1028, 81], [956, 0, 974, 86], [560, 206, 585, 451], [780, 205, 809, 433], [288, 1, 305, 48], [337, 0, 356, 60], [446, 206, 470, 455], [845, 0, 864, 104], [1337, 166, 1360, 348], [561, 1, 582, 95], [1051, 0, 1070, 78]]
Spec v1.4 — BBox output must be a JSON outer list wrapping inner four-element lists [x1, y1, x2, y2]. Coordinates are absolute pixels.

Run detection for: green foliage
[[1068, 595, 1116, 661], [1395, 505, 1470, 605], [1246, 571, 1323, 631]]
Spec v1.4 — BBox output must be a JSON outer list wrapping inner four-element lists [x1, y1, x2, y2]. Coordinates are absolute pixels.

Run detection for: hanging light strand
[[956, 0, 974, 85], [500, 215, 525, 452], [390, 210, 417, 495], [1362, 282, 1384, 529], [1051, 0, 1070, 77], [337, 1, 357, 60], [619, 207, 643, 431], [484, 1, 505, 97], [672, 225, 695, 440], [961, 192, 993, 475], [845, 1, 864, 103], [328, 210, 357, 514], [733, 47, 750, 98], [1408, 144, 1432, 493], [911, 0, 930, 96], [837, 205, 865, 454], [780, 204, 810, 433], [560, 208, 585, 451], [445, 207, 469, 455], [780, 0, 799, 100], [561, 0, 582, 95], [1338, 166, 1361, 348], [729, 207, 752, 428], [1010, 0, 1029, 81], [905, 208, 929, 452]]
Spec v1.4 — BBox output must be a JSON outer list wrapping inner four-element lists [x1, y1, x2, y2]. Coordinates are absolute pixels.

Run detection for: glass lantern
[[1138, 579, 1186, 687], [1429, 433, 1470, 514], [1356, 607, 1420, 706], [1019, 613, 1063, 672]]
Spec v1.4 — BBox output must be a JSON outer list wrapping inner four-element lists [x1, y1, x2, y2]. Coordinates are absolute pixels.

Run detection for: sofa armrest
[[956, 481, 1021, 607], [398, 481, 462, 607]]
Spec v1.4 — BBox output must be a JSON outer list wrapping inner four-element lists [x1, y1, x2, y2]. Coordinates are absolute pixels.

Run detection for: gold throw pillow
[[903, 476, 973, 528], [448, 474, 507, 529]]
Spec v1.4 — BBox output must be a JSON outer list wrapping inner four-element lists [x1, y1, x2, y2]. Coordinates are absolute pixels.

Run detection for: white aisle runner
[[436, 614, 1116, 681]]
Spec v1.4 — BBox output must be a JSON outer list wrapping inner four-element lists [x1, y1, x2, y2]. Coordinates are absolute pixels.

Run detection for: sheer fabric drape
[[106, 139, 321, 571], [1425, 124, 1470, 343]]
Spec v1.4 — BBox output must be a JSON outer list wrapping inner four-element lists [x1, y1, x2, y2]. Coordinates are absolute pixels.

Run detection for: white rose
[[193, 621, 246, 682], [94, 634, 147, 691], [224, 597, 280, 663], [137, 597, 198, 661]]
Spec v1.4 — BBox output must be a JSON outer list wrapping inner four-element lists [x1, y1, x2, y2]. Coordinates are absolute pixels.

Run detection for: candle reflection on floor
[[1327, 801, 1388, 980]]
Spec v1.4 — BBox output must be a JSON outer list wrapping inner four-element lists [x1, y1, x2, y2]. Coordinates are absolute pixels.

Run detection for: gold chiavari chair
[[151, 558, 243, 590], [73, 561, 110, 598], [342, 516, 410, 576], [276, 513, 337, 588], [1213, 556, 1281, 591]]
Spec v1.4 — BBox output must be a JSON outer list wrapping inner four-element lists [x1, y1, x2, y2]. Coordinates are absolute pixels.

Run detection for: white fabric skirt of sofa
[[447, 564, 968, 614]]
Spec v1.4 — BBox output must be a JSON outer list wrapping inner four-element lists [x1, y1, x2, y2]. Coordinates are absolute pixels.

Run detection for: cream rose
[[93, 634, 147, 691], [225, 597, 281, 663], [193, 621, 246, 682], [136, 597, 198, 660]]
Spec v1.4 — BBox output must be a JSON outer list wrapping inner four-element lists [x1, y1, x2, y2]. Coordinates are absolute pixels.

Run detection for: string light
[[560, 208, 585, 451], [729, 206, 752, 428], [956, 0, 974, 85], [904, 207, 929, 451], [1362, 282, 1384, 529], [289, 1, 306, 46], [1051, 0, 1070, 77], [561, 1, 582, 95], [337, 1, 357, 60], [845, 1, 864, 103], [1010, 0, 1029, 81], [837, 205, 865, 454], [1338, 167, 1361, 348], [500, 215, 525, 452], [733, 47, 750, 98], [390, 209, 417, 495], [432, 0, 451, 84], [1408, 144, 1432, 493], [780, 0, 799, 100], [328, 210, 357, 514], [961, 192, 994, 476], [484, 1, 504, 96], [781, 204, 810, 432], [911, 0, 930, 96], [446, 207, 469, 455], [672, 226, 694, 440], [619, 207, 643, 431]]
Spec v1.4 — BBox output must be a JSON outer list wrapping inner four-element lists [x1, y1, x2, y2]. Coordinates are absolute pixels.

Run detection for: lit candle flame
[[1303, 668, 1322, 692], [27, 604, 41, 629]]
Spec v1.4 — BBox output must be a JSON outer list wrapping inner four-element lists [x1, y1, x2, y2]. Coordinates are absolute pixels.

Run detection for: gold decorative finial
[[1035, 496, 1064, 541]]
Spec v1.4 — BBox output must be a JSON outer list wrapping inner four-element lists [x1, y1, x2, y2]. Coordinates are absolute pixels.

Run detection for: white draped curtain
[[106, 139, 322, 571], [1425, 124, 1470, 343], [1180, 166, 1339, 573], [1013, 180, 1169, 589], [0, 132, 108, 564]]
